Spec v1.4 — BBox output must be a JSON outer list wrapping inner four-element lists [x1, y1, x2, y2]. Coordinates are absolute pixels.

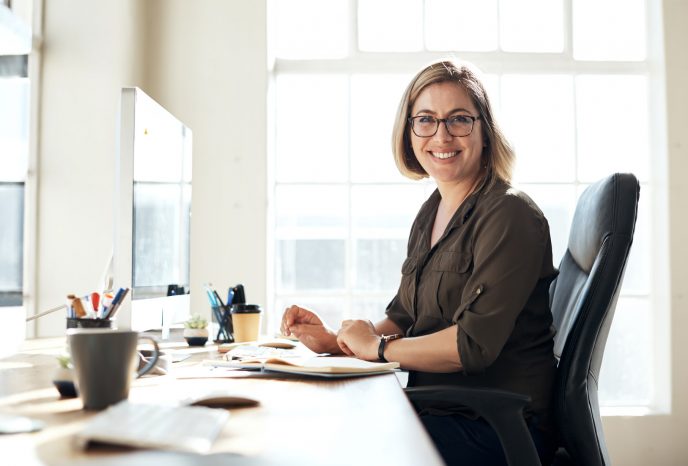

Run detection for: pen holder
[[66, 318, 114, 330], [211, 305, 234, 343]]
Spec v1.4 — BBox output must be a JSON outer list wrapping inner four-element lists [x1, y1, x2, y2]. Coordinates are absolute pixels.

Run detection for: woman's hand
[[337, 320, 380, 361], [280, 305, 343, 355]]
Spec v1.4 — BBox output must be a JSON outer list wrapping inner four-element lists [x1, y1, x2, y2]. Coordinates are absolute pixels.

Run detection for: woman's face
[[409, 81, 485, 188]]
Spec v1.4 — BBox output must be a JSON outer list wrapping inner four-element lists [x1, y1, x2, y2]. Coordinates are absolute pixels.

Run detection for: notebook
[[205, 355, 400, 378], [75, 401, 229, 454]]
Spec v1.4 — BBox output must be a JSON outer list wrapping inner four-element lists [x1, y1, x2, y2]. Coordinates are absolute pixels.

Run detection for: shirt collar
[[416, 174, 493, 248]]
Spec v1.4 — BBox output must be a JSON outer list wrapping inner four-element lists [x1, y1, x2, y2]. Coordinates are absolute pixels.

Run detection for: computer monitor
[[114, 87, 192, 332]]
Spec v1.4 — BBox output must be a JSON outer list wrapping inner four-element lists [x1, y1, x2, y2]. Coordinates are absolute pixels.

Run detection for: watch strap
[[377, 337, 388, 362], [377, 334, 401, 362]]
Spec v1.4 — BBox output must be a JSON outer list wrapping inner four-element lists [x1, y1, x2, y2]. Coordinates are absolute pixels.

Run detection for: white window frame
[[0, 0, 42, 345], [267, 0, 669, 414]]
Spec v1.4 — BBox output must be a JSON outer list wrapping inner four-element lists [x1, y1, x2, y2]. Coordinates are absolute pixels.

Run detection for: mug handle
[[135, 335, 160, 378]]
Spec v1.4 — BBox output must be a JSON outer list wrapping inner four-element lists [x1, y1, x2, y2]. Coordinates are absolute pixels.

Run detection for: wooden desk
[[0, 339, 443, 466]]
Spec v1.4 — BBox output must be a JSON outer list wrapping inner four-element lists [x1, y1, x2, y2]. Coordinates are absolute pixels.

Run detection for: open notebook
[[205, 355, 400, 378]]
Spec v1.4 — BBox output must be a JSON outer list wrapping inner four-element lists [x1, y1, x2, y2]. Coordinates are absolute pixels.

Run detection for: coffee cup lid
[[230, 304, 262, 314]]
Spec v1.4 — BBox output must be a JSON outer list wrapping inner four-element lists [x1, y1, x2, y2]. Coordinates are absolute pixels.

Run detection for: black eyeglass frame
[[407, 115, 482, 138]]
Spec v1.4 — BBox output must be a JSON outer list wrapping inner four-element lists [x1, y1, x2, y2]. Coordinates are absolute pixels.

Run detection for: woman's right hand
[[280, 305, 343, 355]]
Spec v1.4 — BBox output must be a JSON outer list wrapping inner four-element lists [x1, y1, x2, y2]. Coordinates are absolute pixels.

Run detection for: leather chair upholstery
[[405, 173, 640, 466]]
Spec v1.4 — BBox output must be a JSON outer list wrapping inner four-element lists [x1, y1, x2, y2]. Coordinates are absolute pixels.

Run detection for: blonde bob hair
[[392, 60, 514, 187]]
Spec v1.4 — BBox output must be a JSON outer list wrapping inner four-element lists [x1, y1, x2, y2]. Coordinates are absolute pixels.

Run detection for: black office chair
[[405, 173, 640, 466]]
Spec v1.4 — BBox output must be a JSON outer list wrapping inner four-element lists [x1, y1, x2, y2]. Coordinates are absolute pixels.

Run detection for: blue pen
[[103, 287, 126, 319], [204, 284, 220, 306], [227, 289, 234, 306], [106, 288, 129, 318], [204, 289, 216, 306]]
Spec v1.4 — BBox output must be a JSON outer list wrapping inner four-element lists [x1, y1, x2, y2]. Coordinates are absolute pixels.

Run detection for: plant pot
[[183, 328, 209, 346], [53, 366, 78, 398]]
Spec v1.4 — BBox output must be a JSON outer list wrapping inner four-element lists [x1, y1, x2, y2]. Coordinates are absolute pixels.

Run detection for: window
[[0, 56, 30, 307], [268, 0, 665, 410]]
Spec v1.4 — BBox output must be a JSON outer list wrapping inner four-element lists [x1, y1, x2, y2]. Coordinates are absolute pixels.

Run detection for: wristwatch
[[377, 334, 402, 362]]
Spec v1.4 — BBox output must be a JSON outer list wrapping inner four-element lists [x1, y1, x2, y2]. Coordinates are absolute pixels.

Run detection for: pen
[[101, 292, 114, 317], [91, 292, 100, 315], [213, 290, 226, 308], [106, 287, 129, 318], [231, 284, 245, 304], [205, 288, 218, 307], [103, 287, 126, 319], [71, 296, 87, 318]]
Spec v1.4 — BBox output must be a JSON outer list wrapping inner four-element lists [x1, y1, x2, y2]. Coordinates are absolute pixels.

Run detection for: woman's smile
[[430, 150, 459, 160]]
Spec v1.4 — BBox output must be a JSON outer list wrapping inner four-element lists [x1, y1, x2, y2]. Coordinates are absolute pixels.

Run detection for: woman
[[281, 60, 557, 465]]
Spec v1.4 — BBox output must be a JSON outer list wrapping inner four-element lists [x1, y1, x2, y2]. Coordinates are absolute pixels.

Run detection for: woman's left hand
[[336, 320, 379, 361]]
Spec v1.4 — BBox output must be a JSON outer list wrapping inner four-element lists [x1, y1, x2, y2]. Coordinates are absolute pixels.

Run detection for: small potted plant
[[183, 313, 209, 346], [53, 354, 78, 398]]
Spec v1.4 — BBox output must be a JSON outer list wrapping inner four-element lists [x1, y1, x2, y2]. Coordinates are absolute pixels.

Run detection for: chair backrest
[[549, 173, 640, 466]]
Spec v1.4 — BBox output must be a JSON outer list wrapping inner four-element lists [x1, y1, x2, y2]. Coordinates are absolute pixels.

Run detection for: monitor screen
[[114, 87, 192, 332]]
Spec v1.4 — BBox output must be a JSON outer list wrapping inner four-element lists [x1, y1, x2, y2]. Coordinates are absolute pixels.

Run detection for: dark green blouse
[[386, 178, 558, 428]]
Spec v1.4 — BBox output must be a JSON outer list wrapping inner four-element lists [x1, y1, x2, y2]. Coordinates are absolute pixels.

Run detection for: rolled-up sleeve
[[455, 194, 548, 374], [385, 294, 414, 333]]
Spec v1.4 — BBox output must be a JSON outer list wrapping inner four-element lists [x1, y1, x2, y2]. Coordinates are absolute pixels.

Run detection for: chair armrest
[[405, 385, 541, 466]]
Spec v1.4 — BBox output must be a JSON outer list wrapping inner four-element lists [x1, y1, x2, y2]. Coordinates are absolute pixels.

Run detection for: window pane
[[276, 240, 346, 291], [0, 77, 29, 181], [275, 185, 347, 235], [425, 0, 498, 51], [358, 0, 423, 52], [576, 75, 649, 182], [275, 75, 349, 182], [502, 75, 575, 183], [500, 0, 563, 52], [351, 185, 424, 234], [482, 73, 501, 117], [350, 74, 413, 183], [517, 184, 576, 266], [354, 239, 406, 291], [352, 296, 391, 323], [0, 183, 24, 299], [274, 296, 346, 329], [573, 0, 646, 61], [275, 185, 347, 292], [351, 185, 425, 291], [272, 0, 348, 59], [598, 297, 652, 406]]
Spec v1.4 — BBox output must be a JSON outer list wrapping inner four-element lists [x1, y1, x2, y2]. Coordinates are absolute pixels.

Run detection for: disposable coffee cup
[[67, 329, 159, 410], [230, 304, 262, 343]]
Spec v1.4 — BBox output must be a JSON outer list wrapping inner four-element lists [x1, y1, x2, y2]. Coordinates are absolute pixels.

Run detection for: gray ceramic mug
[[67, 329, 159, 410]]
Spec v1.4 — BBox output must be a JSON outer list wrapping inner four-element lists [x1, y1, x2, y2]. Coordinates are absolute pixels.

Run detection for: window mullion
[[349, 0, 359, 57], [562, 0, 573, 59]]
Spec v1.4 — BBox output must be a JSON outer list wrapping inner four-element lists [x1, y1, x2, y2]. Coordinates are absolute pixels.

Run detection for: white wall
[[35, 0, 267, 335], [30, 0, 688, 463], [36, 0, 145, 335], [140, 0, 268, 328]]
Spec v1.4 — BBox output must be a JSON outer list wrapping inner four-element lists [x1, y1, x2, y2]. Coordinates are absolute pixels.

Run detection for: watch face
[[383, 334, 402, 342]]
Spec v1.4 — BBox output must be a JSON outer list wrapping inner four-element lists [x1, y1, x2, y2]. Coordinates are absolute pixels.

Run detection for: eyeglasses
[[408, 114, 481, 138]]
